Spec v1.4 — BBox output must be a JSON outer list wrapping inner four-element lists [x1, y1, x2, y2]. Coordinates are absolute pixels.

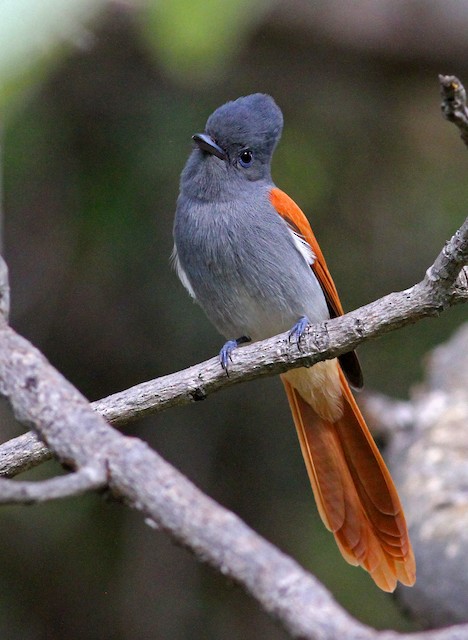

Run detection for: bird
[[172, 93, 415, 591]]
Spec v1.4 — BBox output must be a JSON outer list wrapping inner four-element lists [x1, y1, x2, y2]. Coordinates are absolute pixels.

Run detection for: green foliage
[[141, 0, 270, 82]]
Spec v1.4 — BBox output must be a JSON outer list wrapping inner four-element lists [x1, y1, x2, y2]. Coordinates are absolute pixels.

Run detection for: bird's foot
[[219, 336, 251, 375], [288, 316, 310, 351]]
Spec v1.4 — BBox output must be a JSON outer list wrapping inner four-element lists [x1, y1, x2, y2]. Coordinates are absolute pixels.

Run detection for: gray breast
[[173, 186, 329, 340]]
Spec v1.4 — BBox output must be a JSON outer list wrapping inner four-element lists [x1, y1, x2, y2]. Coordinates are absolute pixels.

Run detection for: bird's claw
[[219, 336, 251, 375], [288, 316, 310, 352], [220, 340, 238, 374]]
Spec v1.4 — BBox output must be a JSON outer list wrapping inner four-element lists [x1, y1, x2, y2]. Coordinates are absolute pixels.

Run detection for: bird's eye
[[238, 149, 253, 168]]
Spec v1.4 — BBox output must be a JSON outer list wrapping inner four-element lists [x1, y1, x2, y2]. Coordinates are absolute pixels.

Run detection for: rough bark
[[382, 324, 468, 628], [2, 319, 468, 639]]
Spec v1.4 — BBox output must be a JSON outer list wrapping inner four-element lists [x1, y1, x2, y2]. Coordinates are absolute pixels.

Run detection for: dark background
[[1, 1, 467, 638]]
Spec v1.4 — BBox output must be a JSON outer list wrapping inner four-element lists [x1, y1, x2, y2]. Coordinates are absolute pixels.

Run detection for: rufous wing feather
[[270, 187, 363, 388]]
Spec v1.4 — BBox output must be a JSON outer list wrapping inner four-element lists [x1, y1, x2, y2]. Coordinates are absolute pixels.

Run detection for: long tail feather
[[282, 360, 415, 592]]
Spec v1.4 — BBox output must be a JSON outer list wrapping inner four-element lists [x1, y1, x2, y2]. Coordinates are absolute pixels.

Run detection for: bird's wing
[[269, 187, 362, 388], [269, 187, 344, 318]]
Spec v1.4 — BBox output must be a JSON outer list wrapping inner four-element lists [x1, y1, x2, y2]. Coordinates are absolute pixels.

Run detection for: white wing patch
[[171, 245, 197, 298], [287, 226, 316, 266]]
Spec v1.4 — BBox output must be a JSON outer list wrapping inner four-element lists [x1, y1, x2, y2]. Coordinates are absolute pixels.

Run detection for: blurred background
[[1, 0, 467, 638]]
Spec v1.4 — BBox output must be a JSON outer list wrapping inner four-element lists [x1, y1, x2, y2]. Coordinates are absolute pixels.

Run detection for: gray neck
[[180, 150, 272, 202]]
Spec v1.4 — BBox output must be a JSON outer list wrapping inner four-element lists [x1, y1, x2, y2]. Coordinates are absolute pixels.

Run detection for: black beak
[[192, 133, 226, 160]]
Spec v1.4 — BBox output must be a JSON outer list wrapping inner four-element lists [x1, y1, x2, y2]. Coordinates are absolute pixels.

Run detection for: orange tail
[[281, 360, 415, 592]]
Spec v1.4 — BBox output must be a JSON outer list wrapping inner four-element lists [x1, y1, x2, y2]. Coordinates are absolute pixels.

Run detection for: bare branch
[[440, 74, 468, 147], [0, 214, 466, 478], [0, 320, 371, 640], [91, 216, 466, 427], [0, 431, 51, 476], [0, 465, 106, 504], [2, 320, 468, 638]]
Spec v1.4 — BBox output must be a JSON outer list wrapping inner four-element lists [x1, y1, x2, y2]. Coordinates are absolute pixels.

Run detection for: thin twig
[[0, 431, 51, 476], [439, 74, 468, 146], [0, 465, 106, 504]]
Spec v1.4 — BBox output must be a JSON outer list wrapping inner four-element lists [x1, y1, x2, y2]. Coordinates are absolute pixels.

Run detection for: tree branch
[[0, 431, 51, 476], [1, 319, 468, 639], [86, 215, 468, 425], [0, 212, 466, 478], [0, 465, 106, 504], [439, 74, 468, 146]]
